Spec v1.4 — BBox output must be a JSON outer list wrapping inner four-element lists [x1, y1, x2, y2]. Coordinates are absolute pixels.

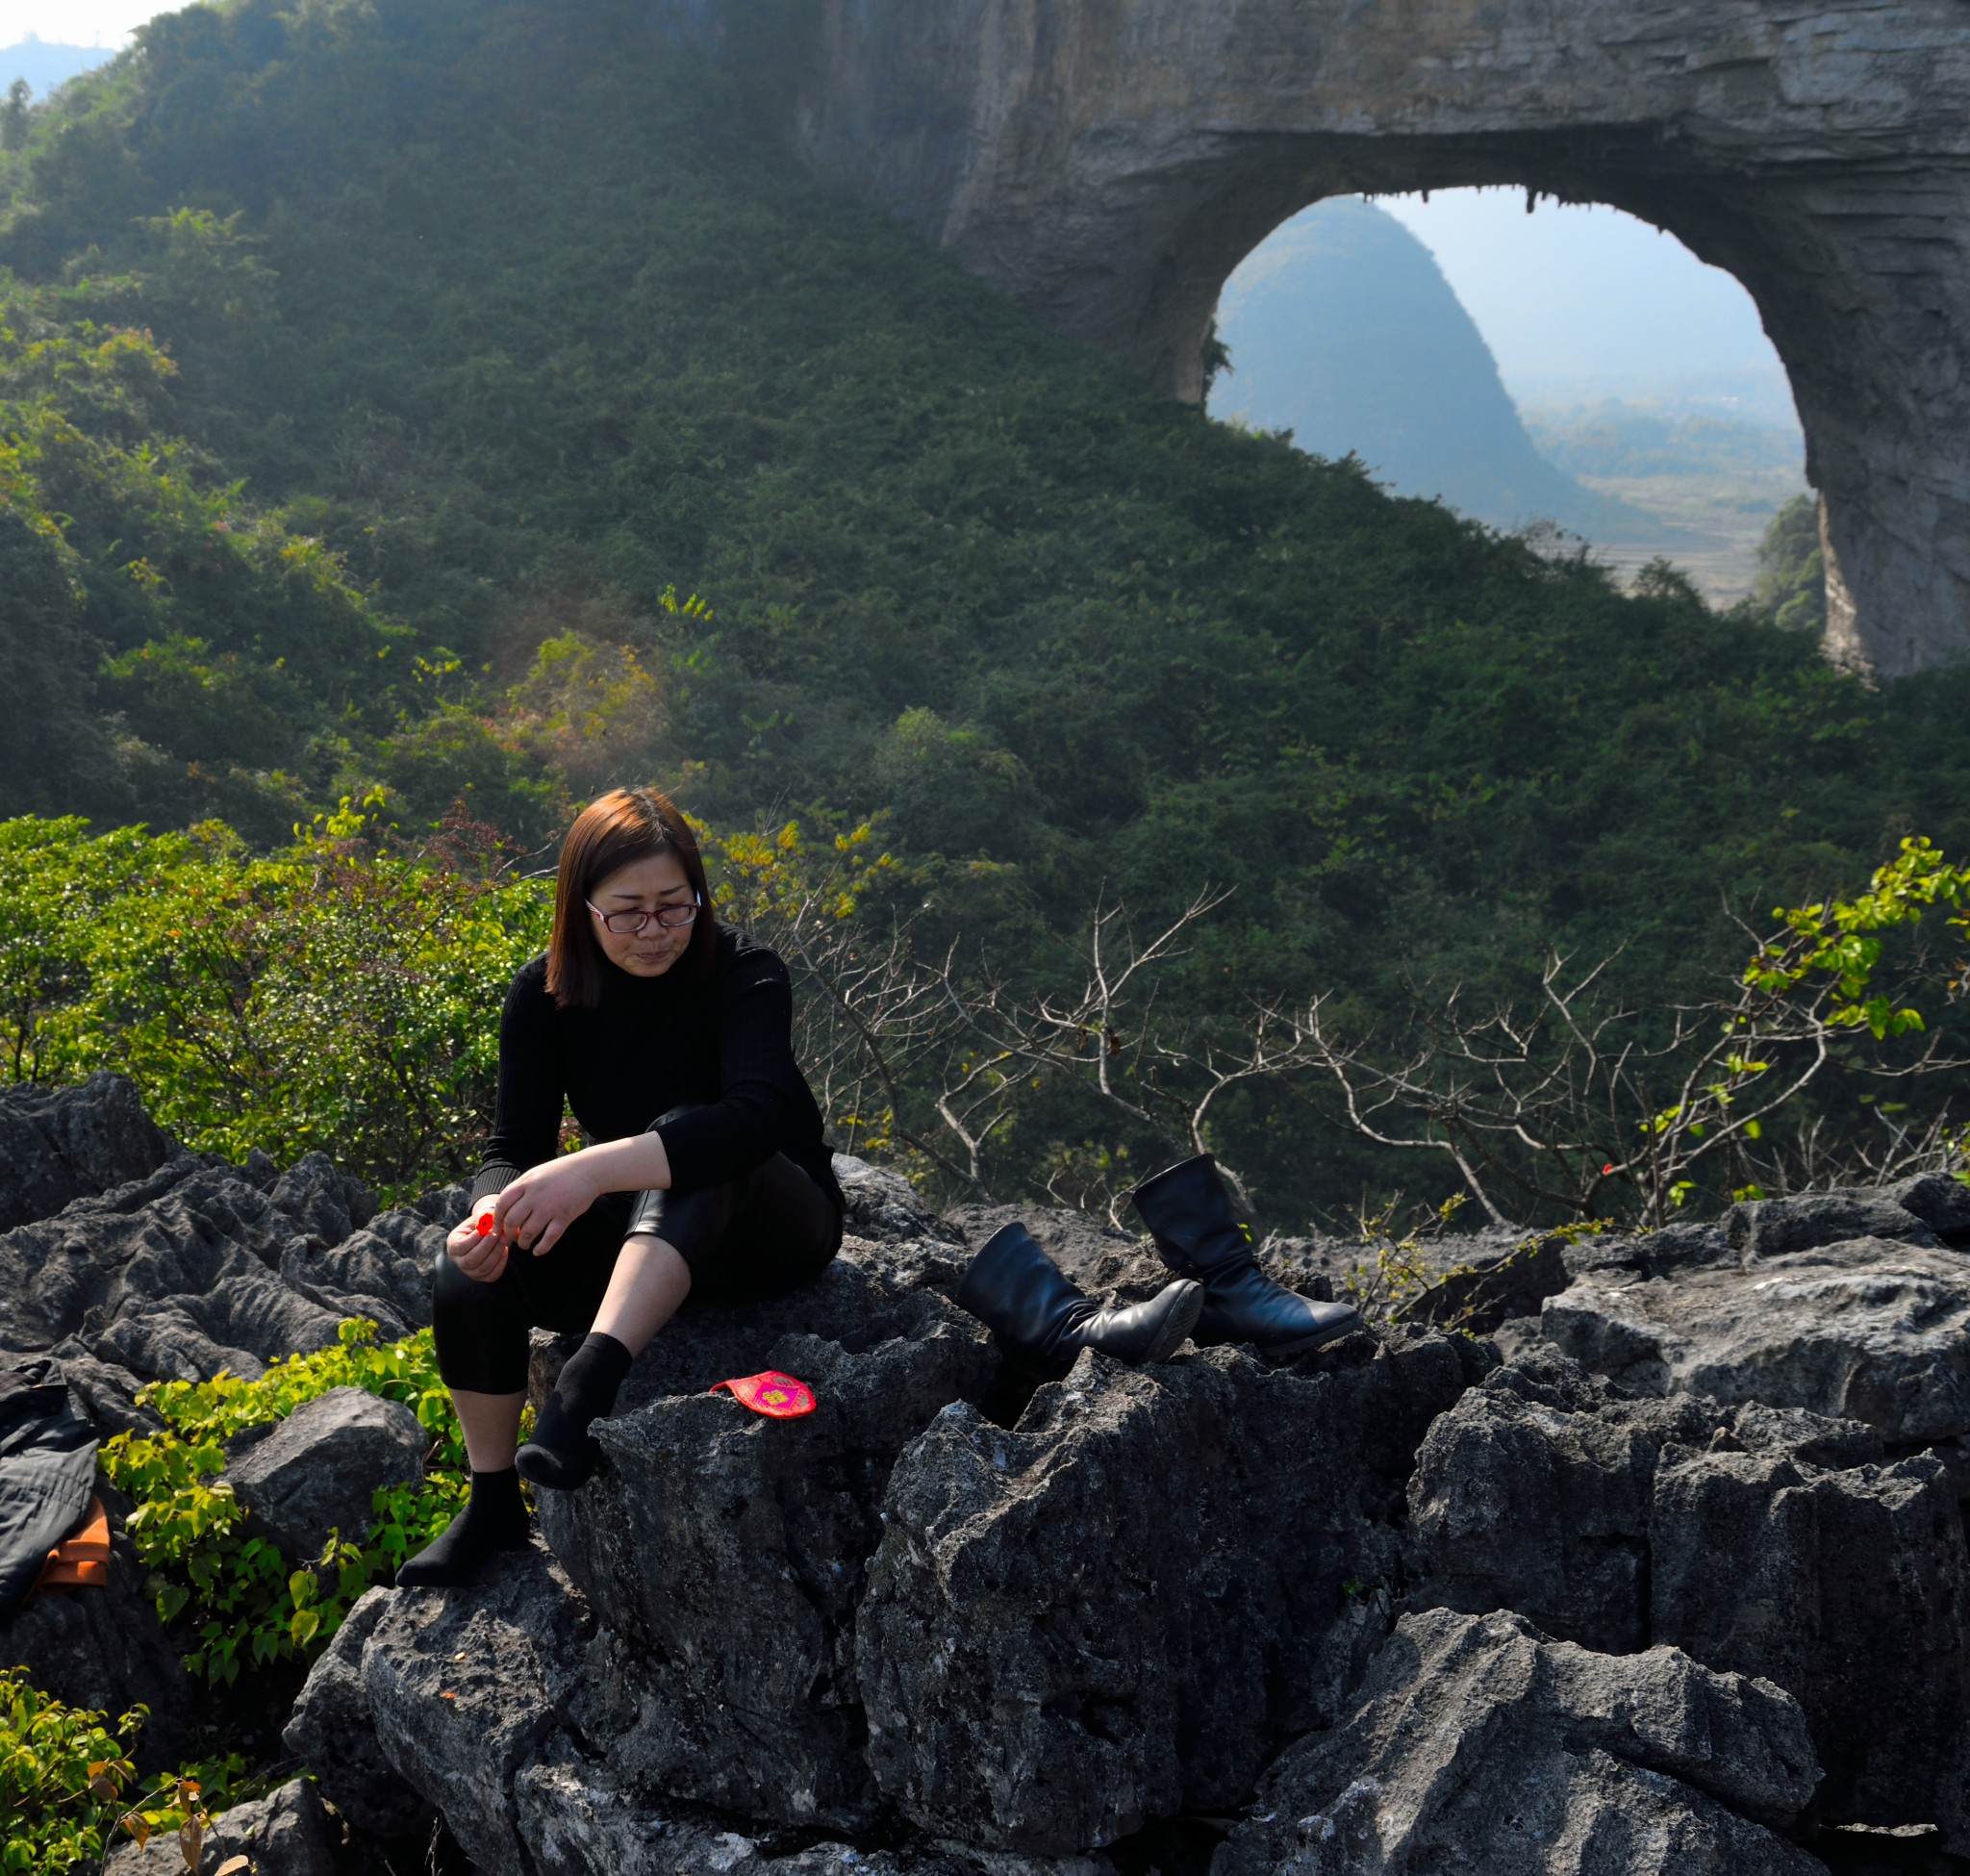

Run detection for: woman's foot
[[395, 1467, 529, 1587], [516, 1332, 633, 1490]]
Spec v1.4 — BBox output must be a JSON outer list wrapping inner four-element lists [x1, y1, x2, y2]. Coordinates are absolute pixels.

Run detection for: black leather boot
[[1131, 1154, 1359, 1356], [954, 1222, 1203, 1378]]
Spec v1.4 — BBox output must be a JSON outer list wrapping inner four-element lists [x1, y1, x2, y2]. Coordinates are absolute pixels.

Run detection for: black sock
[[516, 1333, 632, 1490], [395, 1467, 529, 1588]]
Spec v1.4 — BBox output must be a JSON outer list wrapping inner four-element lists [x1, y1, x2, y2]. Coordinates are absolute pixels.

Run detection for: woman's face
[[587, 849, 697, 978]]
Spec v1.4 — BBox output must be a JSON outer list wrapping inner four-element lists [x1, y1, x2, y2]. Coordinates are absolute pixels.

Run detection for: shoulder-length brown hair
[[546, 787, 719, 1008]]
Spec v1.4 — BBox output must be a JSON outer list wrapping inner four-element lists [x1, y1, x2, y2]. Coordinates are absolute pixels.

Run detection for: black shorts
[[432, 1152, 842, 1394]]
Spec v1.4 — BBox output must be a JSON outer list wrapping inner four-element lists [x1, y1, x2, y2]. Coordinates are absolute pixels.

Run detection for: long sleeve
[[468, 962, 564, 1207], [652, 949, 811, 1192]]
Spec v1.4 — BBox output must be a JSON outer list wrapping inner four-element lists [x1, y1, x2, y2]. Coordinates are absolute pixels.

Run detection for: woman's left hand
[[492, 1153, 602, 1255]]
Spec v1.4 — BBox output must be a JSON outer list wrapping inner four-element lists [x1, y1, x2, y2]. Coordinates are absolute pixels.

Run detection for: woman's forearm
[[568, 1131, 673, 1196]]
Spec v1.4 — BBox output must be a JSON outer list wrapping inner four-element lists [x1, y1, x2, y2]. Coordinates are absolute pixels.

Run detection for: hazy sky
[[1376, 189, 1790, 416], [0, 2, 151, 46]]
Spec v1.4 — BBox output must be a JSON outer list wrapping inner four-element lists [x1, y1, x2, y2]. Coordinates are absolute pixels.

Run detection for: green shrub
[[0, 806, 550, 1196], [0, 1669, 142, 1876], [99, 1321, 470, 1686]]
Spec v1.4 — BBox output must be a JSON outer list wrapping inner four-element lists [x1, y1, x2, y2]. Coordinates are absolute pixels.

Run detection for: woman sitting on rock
[[399, 785, 1357, 1588], [399, 786, 851, 1586]]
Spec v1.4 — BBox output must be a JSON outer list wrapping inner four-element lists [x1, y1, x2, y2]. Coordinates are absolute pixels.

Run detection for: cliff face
[[768, 0, 1970, 679]]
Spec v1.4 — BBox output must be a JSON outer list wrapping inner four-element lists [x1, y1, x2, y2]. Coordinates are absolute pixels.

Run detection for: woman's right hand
[[445, 1204, 508, 1282]]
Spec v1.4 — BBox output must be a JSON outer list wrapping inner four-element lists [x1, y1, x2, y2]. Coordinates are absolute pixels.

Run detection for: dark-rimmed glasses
[[587, 896, 701, 934]]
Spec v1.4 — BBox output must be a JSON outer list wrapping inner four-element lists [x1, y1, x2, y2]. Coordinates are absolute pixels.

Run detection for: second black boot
[[954, 1222, 1203, 1379], [1131, 1154, 1360, 1356]]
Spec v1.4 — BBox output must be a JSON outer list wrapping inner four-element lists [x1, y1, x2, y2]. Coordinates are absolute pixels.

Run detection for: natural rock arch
[[722, 0, 1970, 677]]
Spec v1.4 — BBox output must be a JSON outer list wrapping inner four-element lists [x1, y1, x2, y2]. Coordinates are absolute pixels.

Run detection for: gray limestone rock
[[266, 1153, 376, 1253], [537, 1254, 997, 1830], [226, 1386, 426, 1562], [1406, 1352, 1724, 1654], [856, 1329, 1486, 1855], [1726, 1190, 1945, 1260], [1560, 1221, 1737, 1283], [1878, 1174, 1970, 1249], [105, 1777, 339, 1876], [358, 1543, 592, 1876], [1651, 1445, 1970, 1843], [1212, 1608, 1824, 1876], [1407, 1351, 1970, 1850], [515, 1749, 1119, 1876], [1542, 1236, 1970, 1443], [0, 1153, 450, 1385], [38, 1345, 164, 1438], [276, 1204, 452, 1339], [0, 1074, 174, 1234], [836, 1153, 966, 1251], [0, 1157, 346, 1380], [282, 1587, 431, 1837]]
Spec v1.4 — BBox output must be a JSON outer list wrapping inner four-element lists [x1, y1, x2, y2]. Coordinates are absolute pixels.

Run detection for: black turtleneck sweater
[[467, 925, 843, 1215]]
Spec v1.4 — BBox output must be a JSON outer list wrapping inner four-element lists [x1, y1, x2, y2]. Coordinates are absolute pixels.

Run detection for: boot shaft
[[1130, 1153, 1252, 1276], [953, 1221, 1093, 1358]]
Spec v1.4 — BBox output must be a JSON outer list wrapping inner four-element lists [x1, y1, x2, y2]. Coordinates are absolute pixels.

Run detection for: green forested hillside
[[2, 0, 1967, 1219]]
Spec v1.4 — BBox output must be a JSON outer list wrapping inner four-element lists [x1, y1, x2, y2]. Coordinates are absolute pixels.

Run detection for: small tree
[[1, 79, 30, 154], [1300, 837, 1970, 1228]]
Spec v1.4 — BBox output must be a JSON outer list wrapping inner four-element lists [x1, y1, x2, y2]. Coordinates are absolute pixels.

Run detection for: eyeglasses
[[587, 896, 701, 934]]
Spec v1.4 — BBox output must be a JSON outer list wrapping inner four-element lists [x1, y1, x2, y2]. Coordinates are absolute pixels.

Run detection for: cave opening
[[1205, 187, 1810, 612]]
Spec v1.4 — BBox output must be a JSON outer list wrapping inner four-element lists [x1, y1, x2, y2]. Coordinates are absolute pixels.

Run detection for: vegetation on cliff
[[1, 0, 1966, 1218]]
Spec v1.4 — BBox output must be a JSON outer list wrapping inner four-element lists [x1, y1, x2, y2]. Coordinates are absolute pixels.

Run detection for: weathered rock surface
[[1544, 1228, 1970, 1446], [777, 0, 1970, 678], [857, 1329, 1487, 1854], [536, 1244, 998, 1830], [106, 1776, 339, 1876], [226, 1386, 426, 1563], [282, 1588, 432, 1837], [0, 1075, 174, 1234], [1213, 1607, 1825, 1876], [0, 1136, 455, 1388], [514, 1754, 1119, 1876], [353, 1543, 592, 1876], [23, 1073, 1959, 1872], [1407, 1349, 1970, 1848]]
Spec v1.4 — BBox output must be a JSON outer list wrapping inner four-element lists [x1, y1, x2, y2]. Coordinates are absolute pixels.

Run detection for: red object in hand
[[710, 1371, 817, 1418], [475, 1212, 496, 1235]]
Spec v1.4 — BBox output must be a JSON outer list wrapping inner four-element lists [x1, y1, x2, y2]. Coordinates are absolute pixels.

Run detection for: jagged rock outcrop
[[534, 1250, 998, 1829], [0, 1074, 173, 1233], [281, 1588, 432, 1837], [1539, 1178, 1970, 1448], [859, 1331, 1485, 1854], [12, 1076, 1963, 1873], [768, 0, 1970, 677], [1213, 1607, 1826, 1876], [0, 1149, 457, 1389], [226, 1387, 427, 1562], [106, 1778, 339, 1876], [1407, 1349, 1970, 1848], [356, 1543, 593, 1876]]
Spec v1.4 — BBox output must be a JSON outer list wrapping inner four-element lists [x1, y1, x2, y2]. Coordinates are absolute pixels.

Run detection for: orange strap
[[31, 1495, 111, 1596]]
